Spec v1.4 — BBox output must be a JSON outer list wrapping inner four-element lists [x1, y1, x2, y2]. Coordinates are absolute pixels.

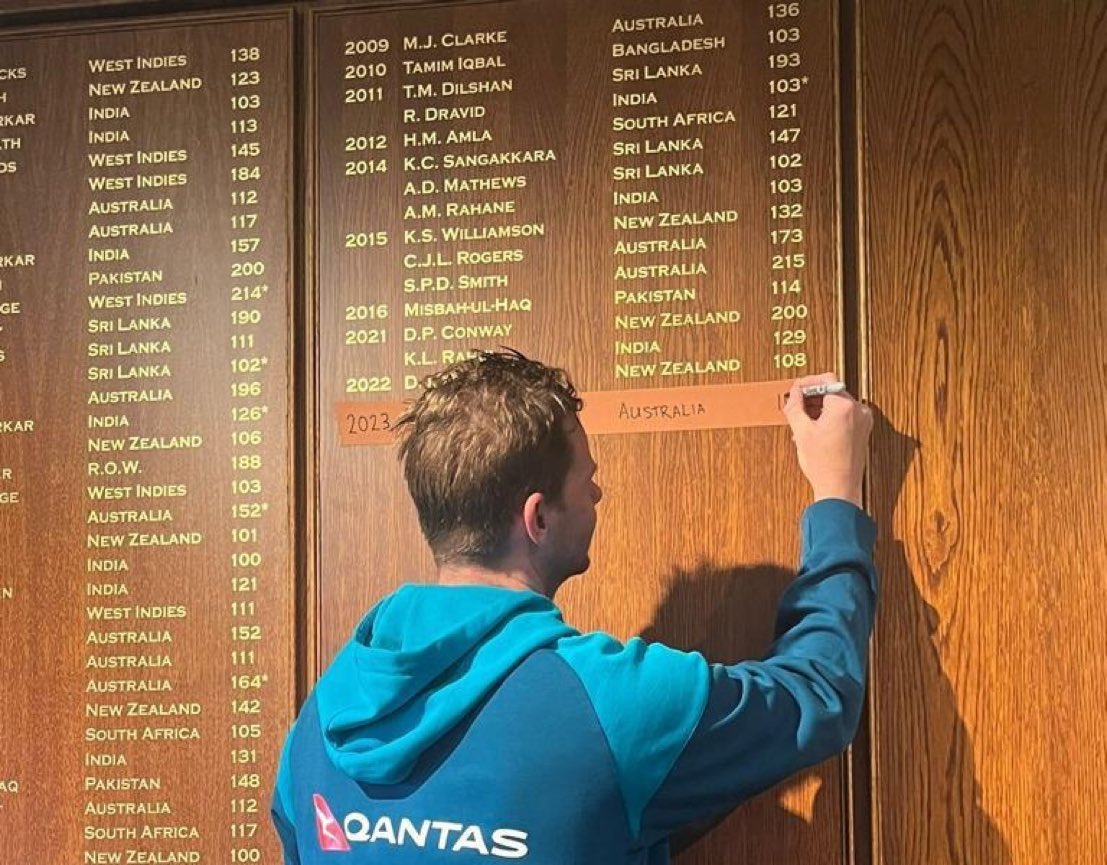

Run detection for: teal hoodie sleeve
[[554, 632, 712, 840], [639, 498, 878, 845]]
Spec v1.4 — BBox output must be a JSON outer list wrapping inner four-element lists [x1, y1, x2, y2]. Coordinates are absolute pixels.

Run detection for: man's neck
[[436, 561, 552, 598]]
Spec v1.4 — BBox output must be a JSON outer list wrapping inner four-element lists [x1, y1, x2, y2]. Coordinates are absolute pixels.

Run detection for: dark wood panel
[[0, 0, 274, 18], [861, 1, 1107, 863], [0, 12, 296, 864], [312, 1, 848, 862]]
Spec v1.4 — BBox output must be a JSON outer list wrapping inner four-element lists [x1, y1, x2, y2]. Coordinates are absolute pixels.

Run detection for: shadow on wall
[[642, 560, 827, 865], [867, 410, 1011, 865], [640, 409, 1010, 865]]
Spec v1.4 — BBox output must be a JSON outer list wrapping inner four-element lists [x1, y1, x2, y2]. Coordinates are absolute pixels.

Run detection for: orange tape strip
[[578, 380, 791, 435], [337, 380, 793, 446], [336, 400, 409, 446]]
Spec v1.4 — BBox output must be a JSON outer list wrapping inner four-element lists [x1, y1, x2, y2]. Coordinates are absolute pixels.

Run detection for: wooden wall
[[860, 1, 1107, 863], [0, 1, 1104, 863]]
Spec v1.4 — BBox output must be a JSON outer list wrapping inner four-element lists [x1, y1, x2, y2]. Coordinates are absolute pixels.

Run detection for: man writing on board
[[272, 350, 876, 863]]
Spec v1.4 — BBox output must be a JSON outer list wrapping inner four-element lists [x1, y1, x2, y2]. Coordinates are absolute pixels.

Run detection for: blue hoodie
[[272, 499, 877, 864]]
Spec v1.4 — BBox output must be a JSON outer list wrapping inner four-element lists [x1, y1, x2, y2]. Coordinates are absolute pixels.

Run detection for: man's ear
[[521, 491, 548, 546]]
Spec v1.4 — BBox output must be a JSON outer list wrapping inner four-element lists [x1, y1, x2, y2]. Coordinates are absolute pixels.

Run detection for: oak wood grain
[[860, 1, 1107, 863]]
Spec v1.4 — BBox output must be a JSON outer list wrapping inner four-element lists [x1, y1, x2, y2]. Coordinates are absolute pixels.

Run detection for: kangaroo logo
[[313, 793, 351, 852]]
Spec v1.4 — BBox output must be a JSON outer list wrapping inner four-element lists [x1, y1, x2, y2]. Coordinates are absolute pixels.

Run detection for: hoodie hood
[[315, 584, 578, 785]]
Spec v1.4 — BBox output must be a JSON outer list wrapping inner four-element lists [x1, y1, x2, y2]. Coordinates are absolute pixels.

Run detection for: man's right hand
[[782, 373, 873, 507]]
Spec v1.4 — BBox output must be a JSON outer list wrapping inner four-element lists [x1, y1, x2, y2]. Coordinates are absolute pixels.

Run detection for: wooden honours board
[[313, 2, 846, 863], [4, 1, 1107, 864], [317, 0, 839, 436], [0, 11, 296, 865], [0, 0, 849, 862]]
